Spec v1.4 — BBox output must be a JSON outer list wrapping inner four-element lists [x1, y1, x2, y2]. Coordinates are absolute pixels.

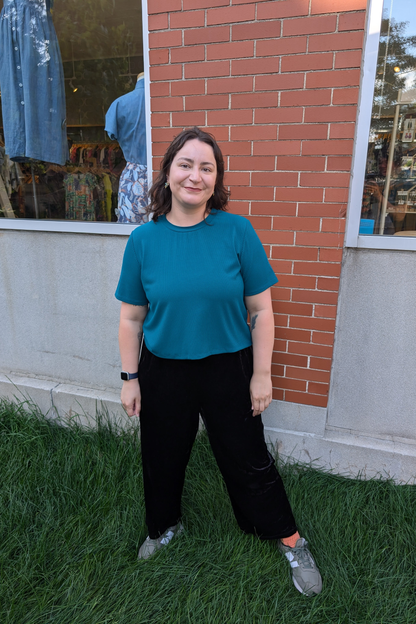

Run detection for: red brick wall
[[147, 0, 367, 408]]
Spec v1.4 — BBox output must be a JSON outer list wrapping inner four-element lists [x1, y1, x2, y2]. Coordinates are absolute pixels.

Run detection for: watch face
[[121, 372, 128, 381]]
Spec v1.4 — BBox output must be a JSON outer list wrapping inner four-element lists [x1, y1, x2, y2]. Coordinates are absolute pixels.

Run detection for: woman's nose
[[189, 167, 201, 182]]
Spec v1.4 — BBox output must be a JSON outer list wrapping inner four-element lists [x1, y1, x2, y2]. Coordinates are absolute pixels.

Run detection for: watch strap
[[121, 371, 139, 381]]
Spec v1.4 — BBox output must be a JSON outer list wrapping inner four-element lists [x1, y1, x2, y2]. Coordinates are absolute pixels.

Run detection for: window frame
[[0, 0, 152, 236], [345, 0, 416, 251]]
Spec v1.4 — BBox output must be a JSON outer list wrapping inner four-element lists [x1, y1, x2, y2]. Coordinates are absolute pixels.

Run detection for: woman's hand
[[121, 379, 141, 417], [250, 372, 273, 416]]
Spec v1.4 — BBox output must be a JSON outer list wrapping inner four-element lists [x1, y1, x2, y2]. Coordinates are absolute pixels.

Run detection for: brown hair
[[147, 127, 230, 222]]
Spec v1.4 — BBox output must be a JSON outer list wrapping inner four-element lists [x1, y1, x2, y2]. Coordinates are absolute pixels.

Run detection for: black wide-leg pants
[[139, 342, 297, 540]]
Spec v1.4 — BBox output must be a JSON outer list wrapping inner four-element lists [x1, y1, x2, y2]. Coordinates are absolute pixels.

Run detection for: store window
[[0, 0, 148, 225], [360, 0, 416, 237]]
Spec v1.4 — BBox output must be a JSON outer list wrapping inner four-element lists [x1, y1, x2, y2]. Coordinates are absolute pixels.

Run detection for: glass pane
[[0, 0, 147, 224], [361, 0, 416, 236]]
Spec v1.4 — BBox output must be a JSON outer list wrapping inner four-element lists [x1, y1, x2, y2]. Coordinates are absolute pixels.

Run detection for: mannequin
[[105, 73, 147, 224]]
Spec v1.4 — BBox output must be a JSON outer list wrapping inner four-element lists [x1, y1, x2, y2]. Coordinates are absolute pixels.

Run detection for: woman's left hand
[[250, 373, 273, 416]]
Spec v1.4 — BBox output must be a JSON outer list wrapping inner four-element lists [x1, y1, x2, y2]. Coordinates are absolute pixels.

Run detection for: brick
[[256, 36, 307, 57], [152, 141, 171, 156], [151, 112, 170, 127], [231, 186, 275, 200], [183, 0, 228, 8], [207, 41, 254, 61], [255, 108, 303, 124], [305, 106, 357, 123], [170, 10, 205, 29], [280, 89, 331, 107], [314, 304, 338, 318], [172, 111, 206, 126], [303, 139, 353, 155], [325, 188, 349, 202], [231, 125, 277, 141], [275, 187, 324, 202], [217, 141, 251, 155], [171, 46, 205, 64], [300, 172, 350, 188], [278, 274, 316, 289], [277, 327, 313, 342], [199, 126, 229, 141], [229, 156, 275, 170], [271, 364, 285, 377], [306, 69, 361, 88], [319, 248, 343, 262], [152, 97, 183, 112], [149, 49, 169, 65], [231, 92, 278, 109], [207, 5, 256, 26], [284, 391, 328, 408], [150, 82, 170, 97], [270, 260, 293, 274], [223, 172, 250, 186], [339, 12, 366, 31], [310, 356, 333, 370], [297, 203, 346, 217], [273, 352, 309, 367], [292, 289, 338, 305], [208, 109, 253, 125], [255, 74, 304, 92], [317, 277, 340, 291], [185, 61, 229, 79], [308, 382, 329, 395], [309, 32, 364, 52], [185, 94, 229, 110], [327, 156, 352, 171], [283, 15, 337, 37], [312, 331, 334, 346], [185, 26, 230, 46], [276, 156, 325, 171], [273, 377, 308, 392], [273, 216, 321, 231], [286, 366, 331, 382], [275, 301, 314, 316], [149, 30, 182, 49], [228, 201, 250, 215], [148, 13, 168, 30], [332, 88, 359, 105], [151, 127, 179, 142], [311, 0, 367, 14], [295, 232, 343, 248], [335, 50, 362, 69], [251, 172, 298, 186], [232, 57, 279, 76], [148, 0, 181, 13], [279, 124, 328, 140], [258, 230, 295, 245], [254, 141, 301, 155], [288, 341, 333, 358], [171, 80, 205, 96], [281, 53, 333, 73], [289, 316, 335, 333], [246, 216, 272, 230], [150, 64, 182, 82], [329, 122, 356, 141], [208, 76, 253, 95], [294, 261, 341, 277], [273, 287, 291, 301], [272, 246, 319, 261], [252, 202, 297, 216], [232, 21, 282, 42], [257, 0, 309, 20]]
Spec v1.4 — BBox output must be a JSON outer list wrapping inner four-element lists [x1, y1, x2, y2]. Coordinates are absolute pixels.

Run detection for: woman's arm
[[244, 288, 274, 416], [119, 301, 148, 417]]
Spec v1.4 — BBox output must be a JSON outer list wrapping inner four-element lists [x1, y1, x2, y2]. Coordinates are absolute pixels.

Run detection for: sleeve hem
[[115, 294, 148, 306], [244, 277, 278, 298]]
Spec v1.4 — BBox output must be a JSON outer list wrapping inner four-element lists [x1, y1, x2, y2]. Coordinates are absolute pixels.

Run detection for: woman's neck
[[166, 204, 207, 227]]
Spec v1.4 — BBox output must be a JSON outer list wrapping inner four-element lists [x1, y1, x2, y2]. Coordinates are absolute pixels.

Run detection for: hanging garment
[[0, 0, 68, 165], [117, 162, 147, 224], [64, 172, 98, 221]]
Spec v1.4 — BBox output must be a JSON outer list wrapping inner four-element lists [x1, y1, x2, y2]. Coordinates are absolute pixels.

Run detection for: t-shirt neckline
[[161, 210, 217, 232]]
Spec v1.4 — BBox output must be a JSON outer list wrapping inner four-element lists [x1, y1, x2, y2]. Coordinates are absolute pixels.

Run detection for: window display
[[361, 0, 416, 236], [0, 0, 147, 223]]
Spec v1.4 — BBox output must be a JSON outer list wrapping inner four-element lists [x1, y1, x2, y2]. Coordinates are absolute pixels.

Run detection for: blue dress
[[0, 0, 68, 165]]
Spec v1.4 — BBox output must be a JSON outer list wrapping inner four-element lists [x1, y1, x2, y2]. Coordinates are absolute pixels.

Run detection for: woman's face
[[167, 139, 217, 213]]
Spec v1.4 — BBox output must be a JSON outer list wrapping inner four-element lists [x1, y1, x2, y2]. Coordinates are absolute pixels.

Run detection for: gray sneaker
[[278, 537, 322, 596], [137, 523, 184, 560]]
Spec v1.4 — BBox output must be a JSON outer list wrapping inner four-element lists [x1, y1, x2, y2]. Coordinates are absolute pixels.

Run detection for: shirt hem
[[144, 340, 253, 361]]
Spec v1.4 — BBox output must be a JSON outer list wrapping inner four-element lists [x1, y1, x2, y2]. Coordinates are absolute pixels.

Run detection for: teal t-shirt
[[115, 210, 278, 359]]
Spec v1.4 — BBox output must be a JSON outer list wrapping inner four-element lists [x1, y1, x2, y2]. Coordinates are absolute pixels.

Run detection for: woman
[[115, 127, 322, 597]]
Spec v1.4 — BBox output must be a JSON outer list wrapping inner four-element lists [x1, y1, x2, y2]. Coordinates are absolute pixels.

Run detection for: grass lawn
[[0, 398, 415, 624]]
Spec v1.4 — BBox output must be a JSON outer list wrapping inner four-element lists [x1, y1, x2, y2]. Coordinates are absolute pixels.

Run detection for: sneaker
[[137, 523, 184, 560], [278, 537, 322, 596]]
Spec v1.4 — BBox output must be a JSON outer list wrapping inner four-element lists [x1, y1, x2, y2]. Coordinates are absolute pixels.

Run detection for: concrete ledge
[[0, 372, 57, 416], [262, 399, 327, 436]]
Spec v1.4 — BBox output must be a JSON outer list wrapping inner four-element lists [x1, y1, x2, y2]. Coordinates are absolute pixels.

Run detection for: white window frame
[[345, 0, 416, 251], [0, 0, 152, 236]]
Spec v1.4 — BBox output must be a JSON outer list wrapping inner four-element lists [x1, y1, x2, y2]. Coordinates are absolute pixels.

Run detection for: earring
[[164, 181, 169, 188]]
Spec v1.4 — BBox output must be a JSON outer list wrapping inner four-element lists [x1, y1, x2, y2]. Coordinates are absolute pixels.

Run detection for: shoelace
[[290, 543, 314, 570]]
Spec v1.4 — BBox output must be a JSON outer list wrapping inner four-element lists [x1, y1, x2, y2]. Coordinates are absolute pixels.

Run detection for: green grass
[[0, 398, 415, 624]]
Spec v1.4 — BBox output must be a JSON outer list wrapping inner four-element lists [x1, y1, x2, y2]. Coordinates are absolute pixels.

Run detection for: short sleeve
[[240, 220, 278, 296], [105, 101, 118, 141], [115, 234, 148, 305]]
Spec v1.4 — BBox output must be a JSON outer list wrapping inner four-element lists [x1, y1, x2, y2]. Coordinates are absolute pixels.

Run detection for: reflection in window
[[0, 0, 146, 224], [361, 0, 416, 236]]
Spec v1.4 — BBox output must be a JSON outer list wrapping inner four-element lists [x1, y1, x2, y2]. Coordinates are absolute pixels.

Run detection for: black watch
[[121, 371, 139, 381]]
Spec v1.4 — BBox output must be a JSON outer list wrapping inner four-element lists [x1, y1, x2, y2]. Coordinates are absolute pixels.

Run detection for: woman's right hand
[[121, 380, 141, 417]]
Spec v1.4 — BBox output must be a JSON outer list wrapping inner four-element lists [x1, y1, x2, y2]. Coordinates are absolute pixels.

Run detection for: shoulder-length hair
[[147, 127, 230, 222]]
